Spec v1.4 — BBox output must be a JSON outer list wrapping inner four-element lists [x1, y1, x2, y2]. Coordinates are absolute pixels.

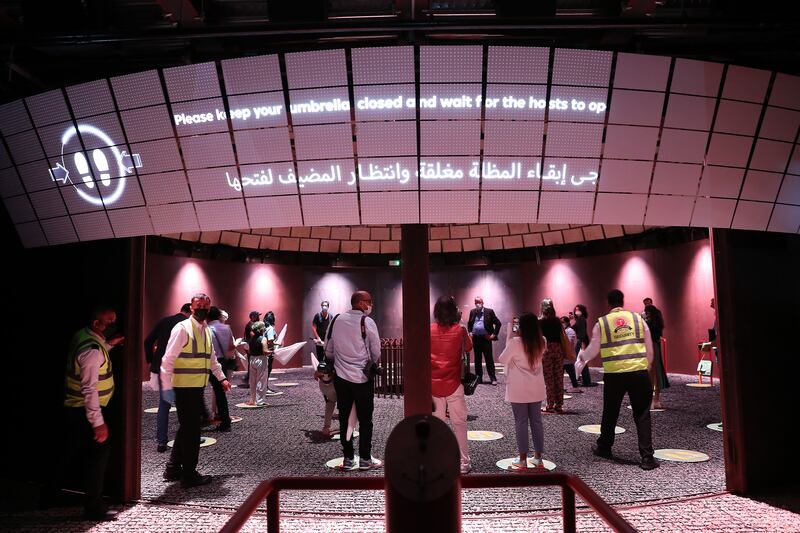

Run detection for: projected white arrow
[[118, 150, 143, 174], [48, 162, 70, 184]]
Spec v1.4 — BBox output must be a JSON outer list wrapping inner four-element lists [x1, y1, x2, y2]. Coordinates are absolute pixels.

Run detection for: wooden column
[[401, 224, 432, 417]]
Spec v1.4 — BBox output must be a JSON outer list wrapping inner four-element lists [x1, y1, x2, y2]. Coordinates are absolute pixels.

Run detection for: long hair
[[518, 312, 545, 369], [574, 304, 588, 320], [433, 295, 460, 326]]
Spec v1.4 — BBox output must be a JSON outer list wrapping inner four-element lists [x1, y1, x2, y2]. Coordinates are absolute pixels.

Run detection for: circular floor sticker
[[563, 394, 572, 400], [236, 402, 266, 409], [597, 380, 604, 385], [325, 457, 361, 470], [706, 422, 723, 432], [468, 430, 504, 441], [331, 430, 360, 440], [274, 382, 298, 387], [626, 405, 665, 412], [578, 424, 625, 435], [230, 416, 243, 423], [687, 383, 713, 388], [496, 457, 556, 472], [144, 407, 176, 414], [268, 377, 278, 381], [271, 370, 287, 374], [230, 384, 238, 389], [654, 449, 710, 462], [167, 437, 216, 448]]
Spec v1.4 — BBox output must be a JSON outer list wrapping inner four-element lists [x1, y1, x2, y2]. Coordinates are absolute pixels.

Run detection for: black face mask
[[102, 323, 117, 339], [194, 308, 209, 321]]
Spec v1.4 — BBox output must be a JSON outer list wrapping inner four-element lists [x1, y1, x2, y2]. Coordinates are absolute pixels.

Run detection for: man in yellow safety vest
[[160, 293, 232, 487], [575, 289, 659, 470]]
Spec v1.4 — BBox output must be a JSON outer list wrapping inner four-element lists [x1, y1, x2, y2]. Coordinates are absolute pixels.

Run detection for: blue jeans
[[157, 374, 171, 446]]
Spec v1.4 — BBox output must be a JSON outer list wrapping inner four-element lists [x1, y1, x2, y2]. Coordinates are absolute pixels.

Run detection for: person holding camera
[[325, 290, 383, 470], [313, 354, 338, 438]]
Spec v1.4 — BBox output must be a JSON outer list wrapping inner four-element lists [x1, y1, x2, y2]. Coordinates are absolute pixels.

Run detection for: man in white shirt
[[325, 291, 382, 470], [161, 293, 231, 487]]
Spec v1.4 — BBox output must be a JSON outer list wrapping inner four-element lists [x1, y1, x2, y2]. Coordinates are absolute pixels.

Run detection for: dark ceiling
[[1, 0, 799, 103]]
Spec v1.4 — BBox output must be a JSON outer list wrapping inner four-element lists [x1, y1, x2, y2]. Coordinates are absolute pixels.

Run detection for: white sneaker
[[359, 456, 383, 470], [460, 464, 471, 474], [530, 457, 544, 468]]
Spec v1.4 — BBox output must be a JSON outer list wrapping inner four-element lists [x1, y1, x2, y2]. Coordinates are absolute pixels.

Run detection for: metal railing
[[220, 473, 636, 533], [375, 338, 403, 397]]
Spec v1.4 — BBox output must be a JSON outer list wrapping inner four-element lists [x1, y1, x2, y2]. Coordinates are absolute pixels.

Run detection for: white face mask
[[364, 304, 373, 316], [574, 310, 582, 317], [475, 303, 483, 310], [321, 306, 329, 312]]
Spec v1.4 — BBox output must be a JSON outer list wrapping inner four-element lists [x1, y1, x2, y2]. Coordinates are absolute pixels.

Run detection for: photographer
[[325, 290, 382, 470], [313, 349, 338, 438]]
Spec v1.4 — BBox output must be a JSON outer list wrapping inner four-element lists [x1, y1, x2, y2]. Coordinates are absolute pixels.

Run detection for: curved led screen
[[1, 46, 798, 247]]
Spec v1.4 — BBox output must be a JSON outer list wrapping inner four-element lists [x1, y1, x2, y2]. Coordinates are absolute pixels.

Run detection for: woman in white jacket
[[498, 312, 548, 470]]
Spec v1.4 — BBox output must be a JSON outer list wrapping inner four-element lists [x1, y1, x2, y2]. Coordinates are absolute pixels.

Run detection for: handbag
[[461, 327, 479, 395], [561, 328, 576, 362]]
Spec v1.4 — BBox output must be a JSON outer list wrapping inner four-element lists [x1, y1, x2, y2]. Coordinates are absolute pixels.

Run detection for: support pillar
[[401, 224, 431, 417]]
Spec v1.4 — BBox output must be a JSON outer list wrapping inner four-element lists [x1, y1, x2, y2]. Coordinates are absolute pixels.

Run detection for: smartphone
[[512, 317, 520, 333]]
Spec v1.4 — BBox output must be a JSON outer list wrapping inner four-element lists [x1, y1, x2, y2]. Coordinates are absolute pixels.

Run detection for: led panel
[[285, 49, 347, 89], [15, 221, 47, 248], [420, 121, 480, 156], [172, 99, 230, 137], [419, 84, 482, 120], [0, 143, 9, 169], [128, 138, 184, 175], [778, 175, 800, 205], [552, 49, 612, 87], [0, 167, 25, 198], [37, 121, 78, 159], [483, 121, 543, 157], [664, 95, 716, 131], [29, 188, 66, 219], [484, 84, 547, 121], [698, 166, 745, 198], [111, 70, 165, 109], [714, 100, 761, 136], [163, 62, 221, 102], [547, 86, 608, 123], [768, 204, 800, 233], [545, 123, 603, 158], [420, 190, 478, 224], [360, 191, 419, 224], [98, 177, 145, 209], [769, 74, 800, 110], [3, 195, 35, 223], [187, 167, 243, 201], [420, 46, 482, 83], [657, 129, 709, 164], [245, 195, 303, 228], [540, 159, 599, 191], [671, 59, 723, 97], [351, 46, 414, 85], [296, 159, 357, 194], [789, 145, 800, 176], [237, 163, 299, 197], [650, 162, 702, 196], [644, 195, 694, 226], [107, 206, 154, 237], [598, 159, 653, 193], [233, 128, 293, 164], [139, 170, 192, 205], [749, 139, 792, 173], [479, 191, 538, 223], [613, 53, 670, 92], [72, 210, 114, 241], [419, 157, 480, 190], [731, 200, 772, 230], [181, 133, 235, 169], [352, 85, 416, 122], [722, 65, 770, 103], [487, 46, 549, 84], [191, 199, 247, 231], [302, 193, 360, 226], [740, 170, 783, 202], [608, 90, 665, 126], [289, 87, 352, 125], [26, 90, 71, 128], [294, 123, 354, 160], [40, 216, 78, 245], [76, 114, 127, 151], [5, 130, 45, 164], [759, 107, 800, 142], [538, 192, 595, 224], [66, 80, 115, 118], [18, 159, 57, 193], [691, 197, 736, 228], [60, 182, 105, 214], [120, 105, 174, 143], [705, 134, 753, 168], [356, 121, 416, 157], [148, 202, 199, 234], [221, 54, 282, 95], [0, 100, 33, 136], [480, 157, 542, 190], [227, 92, 287, 130], [594, 193, 647, 224], [356, 157, 418, 192]]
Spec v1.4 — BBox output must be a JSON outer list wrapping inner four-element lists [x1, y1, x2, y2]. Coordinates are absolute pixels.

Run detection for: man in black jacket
[[144, 303, 191, 452], [467, 297, 502, 385]]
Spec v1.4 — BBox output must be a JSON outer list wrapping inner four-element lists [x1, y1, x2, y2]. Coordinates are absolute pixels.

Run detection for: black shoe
[[163, 466, 182, 481], [640, 456, 660, 470], [592, 445, 613, 459], [583, 382, 598, 387], [157, 443, 168, 453], [181, 472, 212, 488], [490, 379, 498, 386], [215, 424, 232, 432], [83, 509, 118, 521]]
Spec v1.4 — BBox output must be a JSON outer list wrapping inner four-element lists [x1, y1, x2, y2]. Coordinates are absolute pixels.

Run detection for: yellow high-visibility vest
[[173, 319, 212, 388], [598, 310, 649, 373], [64, 328, 114, 407]]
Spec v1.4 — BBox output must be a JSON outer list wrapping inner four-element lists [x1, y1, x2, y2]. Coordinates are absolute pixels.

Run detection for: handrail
[[220, 473, 635, 533]]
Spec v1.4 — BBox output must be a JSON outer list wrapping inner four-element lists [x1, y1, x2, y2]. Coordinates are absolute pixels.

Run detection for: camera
[[364, 361, 383, 379], [512, 316, 520, 333], [317, 358, 334, 382]]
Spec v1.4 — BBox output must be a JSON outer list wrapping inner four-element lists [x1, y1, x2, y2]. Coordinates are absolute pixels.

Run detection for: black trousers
[[597, 370, 654, 459], [564, 362, 579, 387], [334, 375, 374, 460], [472, 335, 497, 381], [209, 373, 231, 426], [168, 387, 204, 476], [315, 344, 325, 362], [61, 407, 110, 513]]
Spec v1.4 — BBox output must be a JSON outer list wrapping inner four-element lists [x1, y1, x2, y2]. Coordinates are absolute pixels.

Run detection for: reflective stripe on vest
[[173, 320, 212, 388], [64, 328, 114, 407], [598, 310, 648, 373]]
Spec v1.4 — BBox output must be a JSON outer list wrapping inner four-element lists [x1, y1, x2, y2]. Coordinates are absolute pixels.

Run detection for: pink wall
[[143, 239, 714, 379], [522, 238, 715, 375]]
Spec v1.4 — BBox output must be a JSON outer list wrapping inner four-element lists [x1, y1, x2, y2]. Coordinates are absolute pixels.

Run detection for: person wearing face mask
[[263, 311, 282, 396], [572, 304, 595, 387], [311, 300, 332, 363], [467, 297, 502, 385], [325, 291, 383, 470], [58, 305, 125, 521], [160, 293, 232, 488]]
